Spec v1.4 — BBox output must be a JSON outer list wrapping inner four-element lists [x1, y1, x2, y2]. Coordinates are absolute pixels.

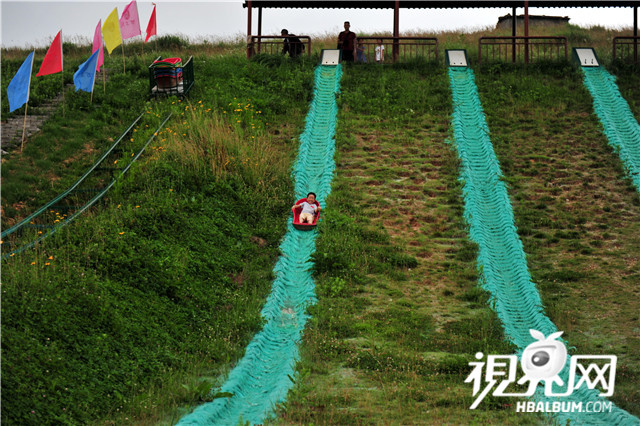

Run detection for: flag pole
[[90, 58, 97, 104], [20, 50, 36, 153], [121, 42, 126, 72], [61, 30, 65, 117], [62, 72, 65, 117], [21, 102, 29, 153]]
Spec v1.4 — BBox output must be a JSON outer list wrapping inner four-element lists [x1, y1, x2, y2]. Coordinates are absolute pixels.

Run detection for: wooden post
[[21, 102, 28, 153], [121, 42, 126, 72], [257, 7, 263, 54], [634, 6, 638, 64], [524, 0, 529, 64], [61, 73, 65, 117], [393, 0, 399, 62], [512, 6, 517, 63], [247, 0, 253, 59]]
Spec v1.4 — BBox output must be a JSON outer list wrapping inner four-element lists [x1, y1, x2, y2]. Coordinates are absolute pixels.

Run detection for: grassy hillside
[[2, 25, 639, 424], [475, 61, 640, 416], [1, 54, 315, 424], [277, 61, 543, 424]]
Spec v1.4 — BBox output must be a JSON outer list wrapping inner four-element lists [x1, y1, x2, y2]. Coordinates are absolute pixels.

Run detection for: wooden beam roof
[[243, 1, 638, 9]]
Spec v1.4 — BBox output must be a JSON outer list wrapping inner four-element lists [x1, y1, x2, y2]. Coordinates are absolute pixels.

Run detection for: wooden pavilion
[[242, 1, 639, 63]]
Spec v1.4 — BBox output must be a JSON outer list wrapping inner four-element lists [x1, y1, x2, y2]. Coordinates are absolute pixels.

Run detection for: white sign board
[[447, 50, 468, 67], [321, 50, 341, 66], [575, 48, 599, 67]]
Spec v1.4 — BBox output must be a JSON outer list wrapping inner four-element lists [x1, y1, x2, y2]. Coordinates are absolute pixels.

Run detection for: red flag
[[145, 4, 156, 43], [36, 30, 63, 77]]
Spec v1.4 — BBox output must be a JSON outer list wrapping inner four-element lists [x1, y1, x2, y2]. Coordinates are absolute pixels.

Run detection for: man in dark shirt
[[281, 29, 304, 58], [337, 21, 356, 62]]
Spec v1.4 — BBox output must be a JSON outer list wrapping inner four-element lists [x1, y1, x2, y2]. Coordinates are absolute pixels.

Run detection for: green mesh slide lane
[[581, 67, 640, 193], [449, 67, 639, 425], [178, 64, 342, 425]]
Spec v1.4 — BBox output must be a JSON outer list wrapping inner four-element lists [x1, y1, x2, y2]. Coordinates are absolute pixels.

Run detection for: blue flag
[[73, 49, 100, 93], [7, 51, 35, 112]]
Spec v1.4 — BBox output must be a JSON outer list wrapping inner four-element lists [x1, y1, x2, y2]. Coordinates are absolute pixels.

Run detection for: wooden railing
[[479, 36, 568, 65], [613, 36, 639, 64], [248, 35, 311, 58], [355, 37, 438, 63]]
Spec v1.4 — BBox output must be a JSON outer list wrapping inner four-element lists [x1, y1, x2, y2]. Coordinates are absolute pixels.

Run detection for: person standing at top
[[281, 29, 304, 58], [375, 39, 385, 63], [337, 21, 356, 62], [356, 40, 367, 62]]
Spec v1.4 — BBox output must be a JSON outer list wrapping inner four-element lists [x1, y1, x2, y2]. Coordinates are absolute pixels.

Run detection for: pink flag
[[120, 0, 141, 40], [145, 4, 156, 43], [92, 20, 104, 72]]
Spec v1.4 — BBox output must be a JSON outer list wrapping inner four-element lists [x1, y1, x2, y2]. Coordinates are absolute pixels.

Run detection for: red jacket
[[337, 30, 356, 51]]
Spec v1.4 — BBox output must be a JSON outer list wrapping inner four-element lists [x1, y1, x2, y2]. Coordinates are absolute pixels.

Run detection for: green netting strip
[[449, 67, 638, 425], [1, 114, 172, 259], [1, 113, 145, 240], [581, 67, 640, 194], [177, 64, 342, 425]]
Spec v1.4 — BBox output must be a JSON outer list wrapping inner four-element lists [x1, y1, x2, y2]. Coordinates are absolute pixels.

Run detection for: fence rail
[[613, 36, 639, 64], [479, 36, 568, 65], [355, 37, 438, 63], [248, 35, 312, 58], [246, 35, 437, 63]]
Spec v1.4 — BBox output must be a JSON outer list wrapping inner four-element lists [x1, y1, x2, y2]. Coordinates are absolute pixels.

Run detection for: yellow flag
[[102, 8, 122, 54]]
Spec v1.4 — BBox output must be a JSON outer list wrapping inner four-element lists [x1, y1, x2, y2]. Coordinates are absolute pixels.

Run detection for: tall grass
[[161, 101, 287, 191]]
